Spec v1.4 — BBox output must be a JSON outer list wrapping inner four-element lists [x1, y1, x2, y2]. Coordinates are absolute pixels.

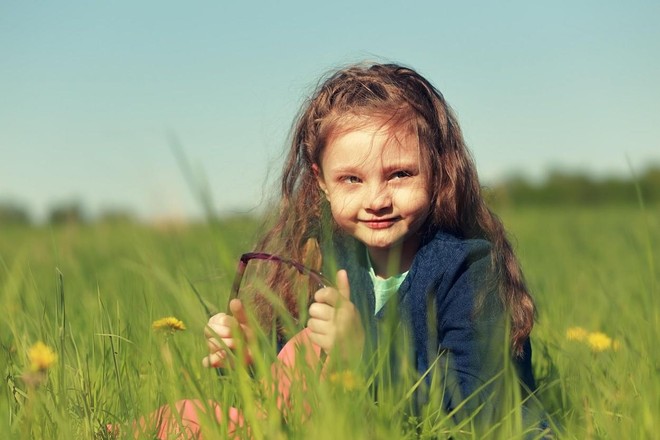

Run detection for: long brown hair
[[252, 62, 534, 355]]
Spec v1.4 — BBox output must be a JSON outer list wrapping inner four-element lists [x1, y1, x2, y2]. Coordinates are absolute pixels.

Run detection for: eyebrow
[[326, 160, 420, 177], [382, 161, 420, 173]]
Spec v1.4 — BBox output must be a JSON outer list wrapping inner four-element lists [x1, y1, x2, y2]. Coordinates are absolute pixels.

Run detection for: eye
[[390, 170, 413, 180], [341, 175, 362, 184]]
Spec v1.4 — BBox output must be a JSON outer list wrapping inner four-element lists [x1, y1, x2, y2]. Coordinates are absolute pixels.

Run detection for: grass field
[[1, 206, 658, 439]]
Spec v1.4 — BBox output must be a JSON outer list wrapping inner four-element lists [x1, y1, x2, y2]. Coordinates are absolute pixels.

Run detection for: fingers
[[307, 316, 331, 335], [203, 301, 256, 369], [307, 330, 331, 352], [307, 313, 334, 353], [206, 332, 235, 352], [204, 313, 235, 339], [204, 314, 236, 365], [308, 301, 333, 322], [203, 350, 251, 369], [313, 287, 343, 308], [306, 269, 354, 353], [206, 301, 253, 338], [307, 302, 333, 351], [313, 270, 351, 307], [229, 298, 247, 324], [202, 351, 227, 368], [229, 299, 255, 342]]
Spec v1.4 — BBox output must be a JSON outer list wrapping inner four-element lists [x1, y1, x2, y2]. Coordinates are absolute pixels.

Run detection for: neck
[[368, 236, 421, 278]]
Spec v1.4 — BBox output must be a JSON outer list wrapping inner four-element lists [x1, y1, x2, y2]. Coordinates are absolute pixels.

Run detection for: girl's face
[[316, 120, 431, 262]]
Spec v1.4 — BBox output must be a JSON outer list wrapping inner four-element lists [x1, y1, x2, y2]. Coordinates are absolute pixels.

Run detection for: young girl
[[136, 62, 541, 438]]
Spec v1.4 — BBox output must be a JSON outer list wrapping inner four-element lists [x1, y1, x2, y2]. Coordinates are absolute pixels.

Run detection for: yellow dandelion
[[328, 370, 362, 392], [566, 326, 588, 342], [28, 341, 57, 372], [152, 316, 186, 332], [587, 331, 613, 352]]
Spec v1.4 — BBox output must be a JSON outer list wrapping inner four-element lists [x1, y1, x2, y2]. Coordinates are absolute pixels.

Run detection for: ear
[[312, 164, 329, 198]]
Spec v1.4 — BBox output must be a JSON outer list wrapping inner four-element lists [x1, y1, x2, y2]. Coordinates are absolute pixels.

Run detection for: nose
[[365, 182, 392, 212]]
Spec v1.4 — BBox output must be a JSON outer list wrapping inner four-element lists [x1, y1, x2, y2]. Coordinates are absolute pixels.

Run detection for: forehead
[[321, 119, 420, 167]]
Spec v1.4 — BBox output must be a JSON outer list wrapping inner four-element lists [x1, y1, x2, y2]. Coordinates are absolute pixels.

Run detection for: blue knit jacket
[[324, 229, 536, 417]]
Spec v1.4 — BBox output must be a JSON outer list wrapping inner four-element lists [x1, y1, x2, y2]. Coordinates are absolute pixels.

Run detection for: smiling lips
[[361, 217, 400, 229]]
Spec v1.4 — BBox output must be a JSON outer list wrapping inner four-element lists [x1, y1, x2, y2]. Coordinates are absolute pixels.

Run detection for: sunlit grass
[[1, 206, 658, 438]]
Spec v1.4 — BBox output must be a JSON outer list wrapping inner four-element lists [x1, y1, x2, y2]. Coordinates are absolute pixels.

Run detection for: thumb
[[229, 298, 248, 325], [335, 269, 351, 301]]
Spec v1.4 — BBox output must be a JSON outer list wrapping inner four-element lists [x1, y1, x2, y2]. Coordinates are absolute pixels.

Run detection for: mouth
[[360, 217, 400, 229]]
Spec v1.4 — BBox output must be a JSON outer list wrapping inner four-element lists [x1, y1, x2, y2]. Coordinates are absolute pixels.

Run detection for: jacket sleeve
[[432, 239, 507, 419]]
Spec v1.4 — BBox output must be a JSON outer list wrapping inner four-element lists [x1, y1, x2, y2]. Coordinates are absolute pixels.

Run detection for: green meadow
[[1, 206, 658, 439]]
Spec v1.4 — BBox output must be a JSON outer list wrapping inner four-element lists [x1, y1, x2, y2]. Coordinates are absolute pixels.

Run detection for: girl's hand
[[202, 299, 254, 368], [307, 270, 365, 360]]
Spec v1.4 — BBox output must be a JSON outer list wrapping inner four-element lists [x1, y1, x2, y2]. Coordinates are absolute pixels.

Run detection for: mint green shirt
[[367, 256, 408, 315]]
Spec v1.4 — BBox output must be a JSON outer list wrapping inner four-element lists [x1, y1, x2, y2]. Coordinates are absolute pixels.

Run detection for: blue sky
[[1, 1, 659, 221]]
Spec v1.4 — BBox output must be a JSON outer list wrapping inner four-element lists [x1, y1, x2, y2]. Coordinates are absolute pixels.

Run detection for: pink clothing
[[111, 328, 323, 439]]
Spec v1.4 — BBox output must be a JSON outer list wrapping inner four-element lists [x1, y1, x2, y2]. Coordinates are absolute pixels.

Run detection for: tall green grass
[[1, 206, 658, 438]]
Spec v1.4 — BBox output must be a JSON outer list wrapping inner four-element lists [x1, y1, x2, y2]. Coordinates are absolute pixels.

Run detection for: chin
[[363, 238, 404, 251]]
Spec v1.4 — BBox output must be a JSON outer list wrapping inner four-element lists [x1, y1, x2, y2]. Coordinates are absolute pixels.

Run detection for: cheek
[[327, 190, 360, 218], [395, 187, 430, 211]]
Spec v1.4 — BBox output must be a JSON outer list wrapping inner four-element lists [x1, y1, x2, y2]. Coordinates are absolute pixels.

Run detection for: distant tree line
[[0, 203, 31, 225], [485, 166, 660, 208], [0, 201, 136, 227], [1, 166, 659, 226]]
